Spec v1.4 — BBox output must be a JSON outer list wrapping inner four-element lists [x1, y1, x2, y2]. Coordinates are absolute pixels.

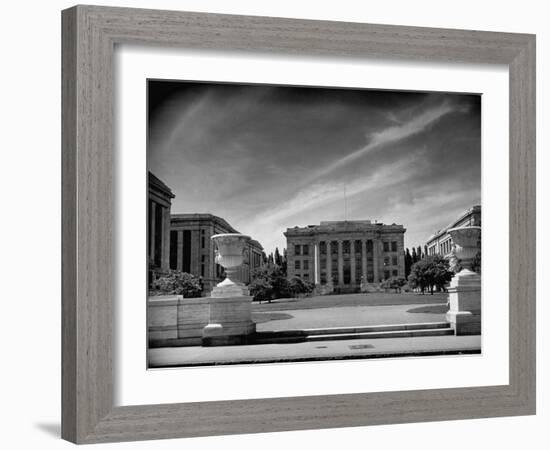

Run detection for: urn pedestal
[[446, 226, 481, 336], [202, 233, 256, 346]]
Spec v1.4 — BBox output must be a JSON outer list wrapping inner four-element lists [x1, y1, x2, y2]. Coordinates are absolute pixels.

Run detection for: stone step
[[254, 322, 453, 344], [305, 327, 454, 342]]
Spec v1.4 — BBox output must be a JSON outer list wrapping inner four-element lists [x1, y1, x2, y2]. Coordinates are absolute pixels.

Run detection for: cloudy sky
[[148, 81, 481, 255]]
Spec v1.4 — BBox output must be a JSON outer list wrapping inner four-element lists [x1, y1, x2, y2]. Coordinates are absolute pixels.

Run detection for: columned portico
[[373, 237, 379, 283], [284, 220, 406, 294], [361, 239, 367, 282], [314, 242, 320, 285], [337, 240, 344, 286], [350, 240, 356, 285]]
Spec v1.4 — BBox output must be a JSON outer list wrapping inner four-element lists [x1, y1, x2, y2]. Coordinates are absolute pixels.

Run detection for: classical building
[[148, 172, 175, 282], [170, 213, 263, 292], [285, 220, 406, 293], [426, 205, 481, 257]]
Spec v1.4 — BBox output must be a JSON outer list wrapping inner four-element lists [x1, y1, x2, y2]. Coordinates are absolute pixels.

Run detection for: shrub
[[288, 277, 315, 297], [149, 270, 202, 298], [249, 277, 274, 302], [250, 263, 292, 302], [408, 255, 452, 294]]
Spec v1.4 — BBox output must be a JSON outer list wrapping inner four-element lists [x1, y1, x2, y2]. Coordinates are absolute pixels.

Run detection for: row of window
[[294, 256, 400, 271], [427, 239, 452, 256], [293, 240, 399, 255]]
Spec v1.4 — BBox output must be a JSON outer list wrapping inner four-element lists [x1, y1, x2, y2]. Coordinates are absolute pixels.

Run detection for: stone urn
[[203, 233, 255, 345], [447, 226, 481, 274], [211, 233, 251, 297], [446, 226, 482, 335]]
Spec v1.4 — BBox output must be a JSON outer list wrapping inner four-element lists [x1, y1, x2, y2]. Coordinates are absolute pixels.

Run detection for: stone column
[[350, 239, 356, 286], [361, 239, 367, 282], [373, 237, 379, 283], [149, 202, 156, 262], [162, 206, 171, 271], [326, 241, 333, 285], [314, 242, 320, 285], [176, 230, 183, 271], [337, 240, 344, 286]]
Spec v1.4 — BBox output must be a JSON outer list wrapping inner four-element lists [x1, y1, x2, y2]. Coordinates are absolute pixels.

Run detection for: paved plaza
[[148, 293, 481, 367], [149, 334, 481, 367]]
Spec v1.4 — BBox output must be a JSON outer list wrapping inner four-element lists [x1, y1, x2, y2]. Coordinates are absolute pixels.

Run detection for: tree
[[288, 277, 314, 297], [411, 247, 418, 264], [408, 255, 452, 295], [250, 264, 290, 302], [281, 248, 288, 276], [274, 247, 282, 266], [149, 270, 202, 298], [417, 245, 423, 260], [249, 277, 273, 303], [404, 248, 413, 278]]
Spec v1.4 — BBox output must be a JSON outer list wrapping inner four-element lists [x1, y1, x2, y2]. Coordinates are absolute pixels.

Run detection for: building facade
[[426, 205, 481, 257], [148, 172, 175, 282], [285, 220, 406, 293], [170, 213, 263, 292]]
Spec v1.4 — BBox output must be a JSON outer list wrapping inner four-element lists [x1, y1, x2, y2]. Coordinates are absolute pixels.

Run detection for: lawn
[[251, 292, 448, 312]]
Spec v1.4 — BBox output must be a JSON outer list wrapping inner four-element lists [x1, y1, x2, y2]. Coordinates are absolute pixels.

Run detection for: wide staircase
[[254, 322, 453, 345]]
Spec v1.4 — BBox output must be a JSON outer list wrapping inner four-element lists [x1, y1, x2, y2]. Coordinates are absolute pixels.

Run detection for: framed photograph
[[62, 5, 535, 444]]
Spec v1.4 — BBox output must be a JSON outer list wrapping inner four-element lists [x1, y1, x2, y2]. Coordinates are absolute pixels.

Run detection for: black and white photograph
[[147, 80, 482, 368]]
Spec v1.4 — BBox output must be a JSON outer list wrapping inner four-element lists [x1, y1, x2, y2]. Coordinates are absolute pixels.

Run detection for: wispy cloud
[[304, 101, 454, 183], [255, 154, 421, 227]]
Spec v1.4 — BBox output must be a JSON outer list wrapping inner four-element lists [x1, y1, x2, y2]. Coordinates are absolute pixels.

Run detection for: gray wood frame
[[62, 5, 536, 444]]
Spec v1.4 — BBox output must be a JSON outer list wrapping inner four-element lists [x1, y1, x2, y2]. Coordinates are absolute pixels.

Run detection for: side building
[[285, 220, 406, 294], [148, 172, 175, 283], [170, 213, 263, 293], [426, 205, 481, 257]]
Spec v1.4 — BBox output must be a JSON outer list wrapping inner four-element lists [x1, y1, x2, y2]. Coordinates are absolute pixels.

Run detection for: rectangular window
[[201, 236, 205, 248], [294, 244, 301, 256], [392, 269, 398, 277], [384, 270, 390, 280], [302, 245, 309, 255], [182, 230, 191, 273], [384, 257, 390, 267], [169, 230, 178, 270], [303, 274, 309, 280], [367, 240, 373, 252], [383, 242, 389, 252], [295, 260, 301, 270], [303, 260, 309, 270], [392, 256, 398, 266], [391, 241, 397, 252]]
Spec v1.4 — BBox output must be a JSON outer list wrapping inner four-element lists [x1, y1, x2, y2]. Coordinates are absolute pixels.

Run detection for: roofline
[[148, 171, 175, 199], [171, 213, 238, 233], [170, 213, 263, 251]]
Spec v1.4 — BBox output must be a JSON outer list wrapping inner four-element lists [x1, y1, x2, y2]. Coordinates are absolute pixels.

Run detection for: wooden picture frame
[[62, 5, 536, 444]]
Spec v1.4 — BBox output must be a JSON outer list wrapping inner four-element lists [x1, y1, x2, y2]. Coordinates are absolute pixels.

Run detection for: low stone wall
[[148, 295, 209, 348], [177, 296, 210, 346]]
